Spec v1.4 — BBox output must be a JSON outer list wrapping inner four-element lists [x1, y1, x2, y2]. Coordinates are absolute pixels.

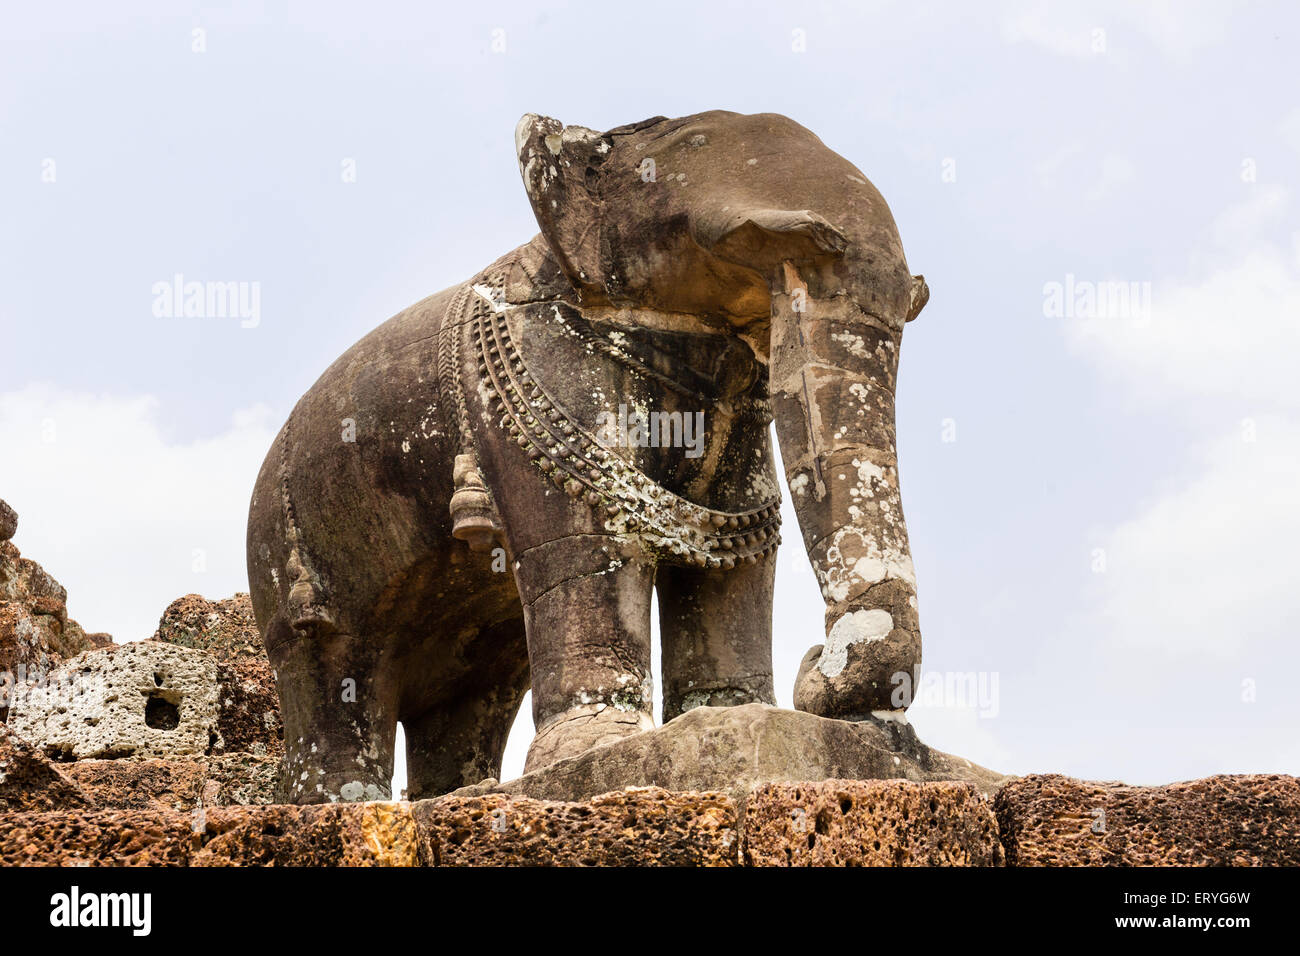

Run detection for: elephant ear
[[515, 113, 615, 300], [706, 207, 849, 274]]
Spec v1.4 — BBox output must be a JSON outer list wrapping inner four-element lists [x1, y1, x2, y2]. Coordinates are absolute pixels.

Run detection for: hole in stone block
[[154, 671, 164, 686], [145, 694, 180, 729]]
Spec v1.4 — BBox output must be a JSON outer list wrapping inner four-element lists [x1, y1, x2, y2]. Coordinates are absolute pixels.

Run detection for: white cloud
[[1003, 0, 1240, 62], [1206, 183, 1290, 248], [1002, 10, 1099, 60], [0, 386, 277, 642], [1064, 189, 1300, 411], [1062, 182, 1300, 716], [1093, 417, 1300, 658]]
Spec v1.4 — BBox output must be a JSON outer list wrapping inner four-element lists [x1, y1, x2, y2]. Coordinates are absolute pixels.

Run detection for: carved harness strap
[[465, 269, 781, 569]]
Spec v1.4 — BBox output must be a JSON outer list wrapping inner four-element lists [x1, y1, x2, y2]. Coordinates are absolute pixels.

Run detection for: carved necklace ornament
[[464, 270, 782, 569], [439, 284, 506, 553]]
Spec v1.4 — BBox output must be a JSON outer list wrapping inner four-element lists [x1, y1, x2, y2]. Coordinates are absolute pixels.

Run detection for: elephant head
[[515, 111, 929, 720]]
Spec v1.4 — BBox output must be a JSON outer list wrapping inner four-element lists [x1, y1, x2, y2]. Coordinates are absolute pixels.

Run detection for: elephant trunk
[[769, 261, 922, 719]]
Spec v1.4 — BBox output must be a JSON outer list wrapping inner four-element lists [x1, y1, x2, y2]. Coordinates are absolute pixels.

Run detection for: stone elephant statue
[[246, 110, 929, 803]]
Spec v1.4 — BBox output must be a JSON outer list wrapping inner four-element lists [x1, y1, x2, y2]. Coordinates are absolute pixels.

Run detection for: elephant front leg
[[771, 266, 924, 720], [657, 554, 777, 723], [515, 534, 655, 773]]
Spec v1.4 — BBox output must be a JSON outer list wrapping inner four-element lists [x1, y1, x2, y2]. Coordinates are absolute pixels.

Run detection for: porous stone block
[[62, 759, 210, 812], [0, 802, 420, 866], [205, 753, 279, 805], [0, 603, 65, 722], [994, 773, 1300, 866], [1, 602, 71, 674], [0, 809, 198, 866], [46, 754, 276, 816], [0, 724, 94, 812], [193, 802, 421, 866], [152, 592, 264, 661], [743, 778, 1004, 866], [0, 602, 106, 719], [152, 593, 283, 756], [211, 658, 283, 755], [8, 641, 219, 760], [414, 787, 738, 866]]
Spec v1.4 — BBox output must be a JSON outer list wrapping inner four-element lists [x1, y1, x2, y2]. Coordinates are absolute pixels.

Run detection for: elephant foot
[[793, 604, 921, 721], [523, 703, 654, 774]]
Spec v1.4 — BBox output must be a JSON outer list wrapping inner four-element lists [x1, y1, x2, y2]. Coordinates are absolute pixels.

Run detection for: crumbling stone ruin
[[1, 500, 281, 812], [1, 500, 111, 723]]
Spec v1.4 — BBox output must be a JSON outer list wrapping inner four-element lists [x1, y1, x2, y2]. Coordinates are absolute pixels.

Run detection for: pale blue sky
[[2, 0, 1297, 786]]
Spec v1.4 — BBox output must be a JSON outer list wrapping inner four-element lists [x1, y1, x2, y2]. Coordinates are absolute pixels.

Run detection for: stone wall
[[3, 770, 1296, 866], [3, 499, 1297, 867], [994, 773, 1300, 866]]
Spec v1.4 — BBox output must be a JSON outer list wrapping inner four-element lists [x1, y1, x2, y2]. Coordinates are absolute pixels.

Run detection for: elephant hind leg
[[267, 617, 399, 805], [657, 553, 778, 724], [402, 616, 529, 800]]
